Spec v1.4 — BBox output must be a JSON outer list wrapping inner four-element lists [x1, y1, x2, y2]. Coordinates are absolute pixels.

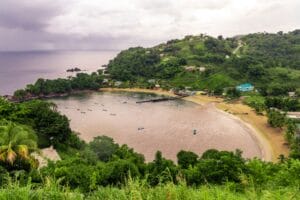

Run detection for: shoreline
[[101, 88, 289, 162], [3, 89, 97, 103]]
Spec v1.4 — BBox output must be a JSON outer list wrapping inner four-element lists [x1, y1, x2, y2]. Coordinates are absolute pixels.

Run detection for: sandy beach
[[101, 88, 289, 162]]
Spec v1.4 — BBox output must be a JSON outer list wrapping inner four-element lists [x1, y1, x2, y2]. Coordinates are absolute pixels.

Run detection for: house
[[148, 79, 156, 84], [287, 112, 300, 120], [288, 92, 296, 97], [184, 66, 196, 71], [114, 81, 122, 87], [236, 83, 254, 92], [154, 84, 160, 89], [199, 67, 206, 72]]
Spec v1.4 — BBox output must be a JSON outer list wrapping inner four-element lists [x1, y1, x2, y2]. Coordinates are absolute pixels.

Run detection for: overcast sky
[[0, 0, 299, 51]]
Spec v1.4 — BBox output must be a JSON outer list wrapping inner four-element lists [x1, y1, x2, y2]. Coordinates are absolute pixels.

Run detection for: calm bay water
[[1, 51, 263, 161], [0, 51, 118, 95], [51, 92, 262, 161]]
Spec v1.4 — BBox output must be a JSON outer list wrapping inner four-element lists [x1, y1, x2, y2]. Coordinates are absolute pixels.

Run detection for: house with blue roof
[[236, 83, 254, 92]]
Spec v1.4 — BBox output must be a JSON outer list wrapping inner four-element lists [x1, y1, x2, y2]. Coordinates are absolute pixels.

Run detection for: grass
[[1, 179, 299, 200], [243, 95, 265, 107], [170, 72, 202, 89]]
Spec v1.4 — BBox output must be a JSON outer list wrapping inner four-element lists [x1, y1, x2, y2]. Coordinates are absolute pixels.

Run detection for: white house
[[114, 81, 122, 87], [199, 67, 206, 72], [288, 92, 296, 97], [184, 66, 196, 71], [287, 112, 300, 120], [148, 79, 156, 84]]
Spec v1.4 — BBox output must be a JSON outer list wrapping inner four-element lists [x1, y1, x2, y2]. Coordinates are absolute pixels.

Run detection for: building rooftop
[[237, 83, 253, 87]]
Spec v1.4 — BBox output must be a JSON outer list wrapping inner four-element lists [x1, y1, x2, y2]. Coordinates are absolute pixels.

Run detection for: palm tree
[[0, 121, 37, 166]]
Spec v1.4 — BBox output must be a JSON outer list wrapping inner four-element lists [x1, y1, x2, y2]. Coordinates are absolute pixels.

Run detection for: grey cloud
[[0, 0, 67, 30], [0, 26, 138, 51], [137, 0, 231, 11], [0, 0, 299, 52]]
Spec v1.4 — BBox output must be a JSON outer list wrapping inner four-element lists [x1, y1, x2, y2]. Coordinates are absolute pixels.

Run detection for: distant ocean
[[0, 51, 118, 95]]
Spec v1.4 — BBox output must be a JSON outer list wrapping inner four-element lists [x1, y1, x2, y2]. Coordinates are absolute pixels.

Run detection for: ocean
[[0, 50, 118, 95]]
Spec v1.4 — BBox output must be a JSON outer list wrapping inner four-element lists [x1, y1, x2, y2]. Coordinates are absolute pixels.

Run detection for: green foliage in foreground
[[0, 98, 83, 149], [1, 135, 300, 195], [1, 97, 300, 198], [0, 179, 299, 200], [0, 121, 38, 170]]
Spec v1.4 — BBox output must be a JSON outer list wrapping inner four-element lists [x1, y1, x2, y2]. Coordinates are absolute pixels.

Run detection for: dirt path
[[232, 40, 243, 56], [101, 88, 289, 162]]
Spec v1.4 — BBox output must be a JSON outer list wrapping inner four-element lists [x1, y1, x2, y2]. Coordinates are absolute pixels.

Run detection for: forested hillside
[[107, 30, 300, 95]]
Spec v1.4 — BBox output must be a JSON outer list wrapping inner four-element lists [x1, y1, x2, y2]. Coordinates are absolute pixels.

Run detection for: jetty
[[136, 94, 188, 104]]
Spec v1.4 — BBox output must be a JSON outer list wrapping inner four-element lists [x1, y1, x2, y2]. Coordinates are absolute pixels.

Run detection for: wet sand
[[51, 90, 266, 162]]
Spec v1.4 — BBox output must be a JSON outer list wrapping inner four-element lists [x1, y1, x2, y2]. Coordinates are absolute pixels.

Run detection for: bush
[[177, 150, 198, 169], [226, 88, 241, 99], [267, 110, 286, 128], [88, 136, 119, 162], [185, 149, 246, 185]]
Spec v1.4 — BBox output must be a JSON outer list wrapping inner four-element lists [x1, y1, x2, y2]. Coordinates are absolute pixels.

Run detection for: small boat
[[193, 129, 197, 135]]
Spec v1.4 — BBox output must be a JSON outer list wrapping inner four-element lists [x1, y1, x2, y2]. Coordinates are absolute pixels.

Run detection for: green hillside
[[107, 30, 300, 95]]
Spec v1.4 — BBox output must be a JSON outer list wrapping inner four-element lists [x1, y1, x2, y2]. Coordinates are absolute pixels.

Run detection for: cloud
[[0, 0, 68, 31], [0, 0, 299, 51]]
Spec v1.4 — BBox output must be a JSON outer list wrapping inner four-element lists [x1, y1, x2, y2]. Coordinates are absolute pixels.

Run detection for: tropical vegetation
[[107, 30, 300, 94], [13, 71, 104, 101], [1, 30, 300, 199], [0, 97, 300, 199]]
